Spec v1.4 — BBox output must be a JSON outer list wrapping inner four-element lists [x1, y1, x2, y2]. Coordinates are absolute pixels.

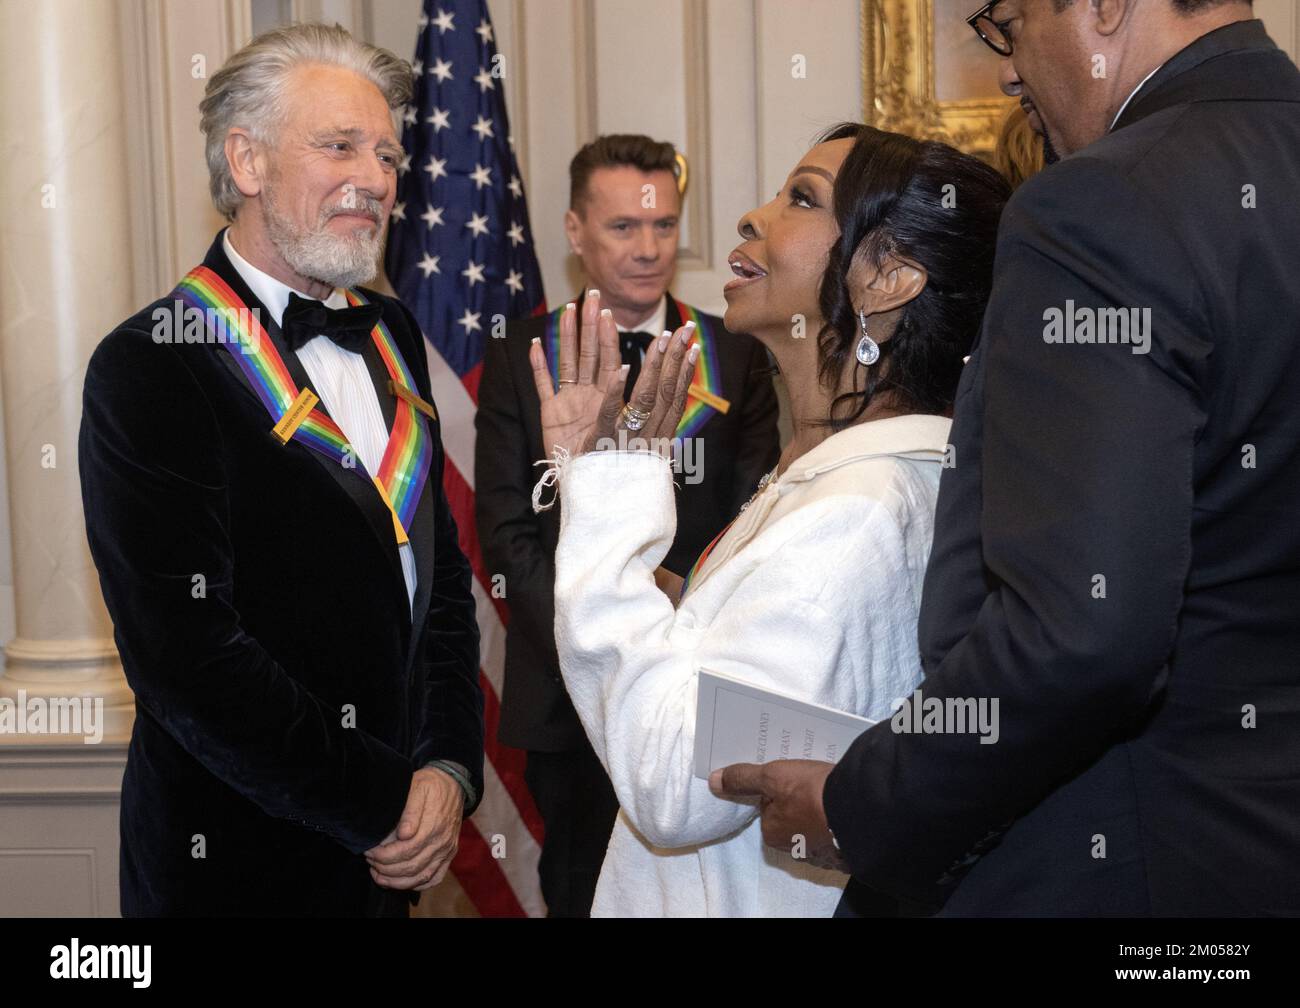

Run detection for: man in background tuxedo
[[476, 134, 780, 915], [720, 2, 1300, 915], [79, 24, 482, 916]]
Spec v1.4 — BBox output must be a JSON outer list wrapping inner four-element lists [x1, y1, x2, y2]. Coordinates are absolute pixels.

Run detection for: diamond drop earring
[[855, 309, 880, 366]]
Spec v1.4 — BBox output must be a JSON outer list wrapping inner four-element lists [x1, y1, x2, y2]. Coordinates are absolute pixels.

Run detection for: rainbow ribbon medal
[[173, 265, 433, 537]]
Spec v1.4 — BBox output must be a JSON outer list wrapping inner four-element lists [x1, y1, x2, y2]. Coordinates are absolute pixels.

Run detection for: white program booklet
[[692, 668, 876, 780]]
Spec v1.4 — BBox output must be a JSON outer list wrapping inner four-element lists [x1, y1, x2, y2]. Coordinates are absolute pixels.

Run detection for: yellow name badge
[[272, 387, 320, 444], [687, 384, 730, 415], [388, 380, 437, 421], [371, 477, 410, 546]]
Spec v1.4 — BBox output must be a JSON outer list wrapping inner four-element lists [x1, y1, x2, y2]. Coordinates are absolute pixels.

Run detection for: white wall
[[1258, 0, 1300, 57]]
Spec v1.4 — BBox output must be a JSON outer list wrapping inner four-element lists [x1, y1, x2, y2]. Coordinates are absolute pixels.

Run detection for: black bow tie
[[619, 331, 657, 394], [282, 291, 382, 353], [620, 330, 656, 353]]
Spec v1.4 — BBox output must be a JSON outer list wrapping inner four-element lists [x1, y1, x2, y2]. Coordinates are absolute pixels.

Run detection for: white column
[[0, 0, 137, 745]]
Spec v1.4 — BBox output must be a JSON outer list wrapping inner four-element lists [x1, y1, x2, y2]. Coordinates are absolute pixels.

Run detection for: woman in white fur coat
[[528, 123, 1010, 916]]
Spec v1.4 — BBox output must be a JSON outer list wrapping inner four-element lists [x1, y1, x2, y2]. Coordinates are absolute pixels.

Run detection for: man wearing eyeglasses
[[715, 0, 1300, 916]]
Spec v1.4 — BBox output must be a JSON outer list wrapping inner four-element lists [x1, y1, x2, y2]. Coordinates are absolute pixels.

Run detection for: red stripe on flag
[[479, 669, 545, 845], [450, 820, 527, 918], [462, 359, 482, 407], [443, 458, 510, 628], [437, 399, 543, 913], [425, 335, 547, 915]]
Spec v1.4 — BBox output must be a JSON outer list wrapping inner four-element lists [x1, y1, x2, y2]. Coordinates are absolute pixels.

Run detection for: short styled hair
[[568, 134, 680, 214], [199, 22, 413, 220]]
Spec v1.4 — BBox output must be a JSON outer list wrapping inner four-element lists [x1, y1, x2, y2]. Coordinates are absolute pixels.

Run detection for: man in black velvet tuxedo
[[79, 24, 483, 916], [475, 135, 779, 915], [718, 2, 1300, 915]]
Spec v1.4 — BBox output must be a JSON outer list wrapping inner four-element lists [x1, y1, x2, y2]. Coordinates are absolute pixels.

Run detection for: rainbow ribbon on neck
[[172, 265, 432, 533]]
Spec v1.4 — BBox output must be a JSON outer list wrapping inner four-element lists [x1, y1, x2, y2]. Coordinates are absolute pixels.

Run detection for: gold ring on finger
[[621, 404, 650, 431]]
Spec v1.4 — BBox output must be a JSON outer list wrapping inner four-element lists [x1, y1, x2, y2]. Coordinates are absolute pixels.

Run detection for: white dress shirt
[[1110, 61, 1168, 132], [618, 295, 666, 339], [223, 231, 416, 613]]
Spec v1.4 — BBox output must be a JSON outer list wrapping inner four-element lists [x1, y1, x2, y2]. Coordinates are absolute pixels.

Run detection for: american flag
[[384, 0, 547, 917]]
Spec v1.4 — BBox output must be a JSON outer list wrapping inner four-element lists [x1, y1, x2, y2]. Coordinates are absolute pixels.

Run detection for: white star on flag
[[474, 66, 495, 92], [506, 221, 525, 246], [470, 163, 492, 189], [461, 261, 486, 286], [471, 115, 495, 140], [505, 269, 524, 294], [416, 252, 440, 277], [508, 175, 523, 198], [390, 201, 406, 222], [403, 105, 418, 126], [424, 155, 448, 181], [426, 106, 451, 131], [466, 212, 491, 237], [430, 57, 453, 82], [476, 19, 494, 44], [457, 308, 482, 333], [421, 204, 445, 229], [433, 8, 455, 33]]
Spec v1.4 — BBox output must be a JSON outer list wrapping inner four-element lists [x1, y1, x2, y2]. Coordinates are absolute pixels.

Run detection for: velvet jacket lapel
[[196, 231, 438, 644]]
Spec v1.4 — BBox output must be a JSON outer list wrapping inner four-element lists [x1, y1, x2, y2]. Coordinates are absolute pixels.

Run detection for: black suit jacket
[[79, 230, 484, 916], [475, 293, 780, 751], [826, 20, 1300, 916]]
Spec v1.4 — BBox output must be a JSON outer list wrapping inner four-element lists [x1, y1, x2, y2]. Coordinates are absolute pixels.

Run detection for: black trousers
[[524, 739, 620, 917]]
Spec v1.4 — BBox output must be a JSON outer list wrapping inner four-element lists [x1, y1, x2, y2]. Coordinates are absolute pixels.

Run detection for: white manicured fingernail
[[658, 330, 671, 352], [531, 336, 539, 344], [565, 302, 576, 313], [679, 321, 695, 345], [588, 288, 599, 298], [688, 345, 700, 364], [601, 308, 612, 318]]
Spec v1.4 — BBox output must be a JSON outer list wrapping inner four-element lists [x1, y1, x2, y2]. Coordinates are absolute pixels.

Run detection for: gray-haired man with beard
[[79, 24, 483, 916]]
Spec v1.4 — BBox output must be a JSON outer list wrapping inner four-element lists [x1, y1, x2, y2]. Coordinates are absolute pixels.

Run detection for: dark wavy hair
[[814, 123, 1010, 427]]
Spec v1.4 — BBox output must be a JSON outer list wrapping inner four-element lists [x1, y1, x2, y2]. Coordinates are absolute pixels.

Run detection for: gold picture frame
[[861, 0, 1017, 159]]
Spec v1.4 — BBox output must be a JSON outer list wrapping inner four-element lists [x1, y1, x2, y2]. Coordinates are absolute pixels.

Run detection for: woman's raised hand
[[529, 288, 701, 459], [529, 291, 624, 459], [617, 321, 701, 446]]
